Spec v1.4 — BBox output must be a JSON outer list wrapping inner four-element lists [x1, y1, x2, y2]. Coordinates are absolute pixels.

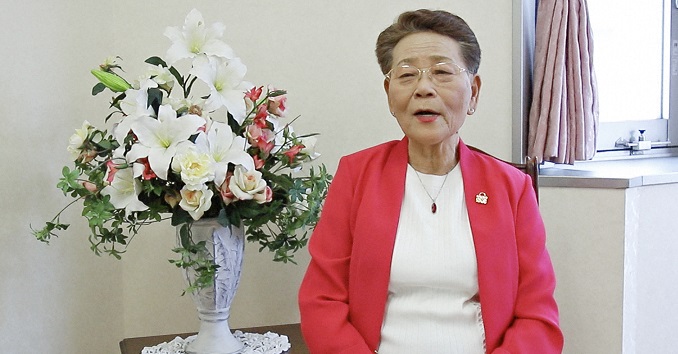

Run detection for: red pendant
[[431, 202, 437, 213]]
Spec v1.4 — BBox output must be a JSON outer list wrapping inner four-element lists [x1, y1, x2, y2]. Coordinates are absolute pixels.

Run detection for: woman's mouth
[[414, 110, 440, 122]]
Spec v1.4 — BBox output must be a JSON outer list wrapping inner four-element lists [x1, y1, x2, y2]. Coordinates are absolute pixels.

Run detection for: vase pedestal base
[[185, 320, 244, 354]]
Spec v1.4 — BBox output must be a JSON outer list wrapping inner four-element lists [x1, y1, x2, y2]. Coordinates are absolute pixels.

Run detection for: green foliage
[[241, 165, 332, 264], [169, 223, 220, 295], [92, 82, 106, 96]]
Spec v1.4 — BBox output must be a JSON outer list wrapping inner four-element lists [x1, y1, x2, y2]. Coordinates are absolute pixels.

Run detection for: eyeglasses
[[385, 62, 469, 86]]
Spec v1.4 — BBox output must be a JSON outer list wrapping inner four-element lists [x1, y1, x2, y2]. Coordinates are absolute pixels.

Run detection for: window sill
[[539, 156, 678, 189]]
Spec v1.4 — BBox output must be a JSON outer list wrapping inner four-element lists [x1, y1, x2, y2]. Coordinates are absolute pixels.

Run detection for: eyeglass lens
[[388, 62, 466, 85]]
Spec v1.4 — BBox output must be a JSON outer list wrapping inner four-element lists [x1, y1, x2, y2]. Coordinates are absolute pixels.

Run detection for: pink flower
[[137, 157, 157, 180], [105, 160, 123, 184], [245, 87, 264, 115], [254, 105, 268, 127], [267, 90, 287, 117], [284, 144, 305, 161], [252, 155, 265, 170], [246, 124, 263, 144], [245, 86, 263, 102], [258, 139, 275, 156], [253, 186, 273, 204], [219, 172, 236, 205], [246, 125, 276, 156]]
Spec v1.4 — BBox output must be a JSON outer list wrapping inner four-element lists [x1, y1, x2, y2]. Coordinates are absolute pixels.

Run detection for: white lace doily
[[141, 330, 291, 354]]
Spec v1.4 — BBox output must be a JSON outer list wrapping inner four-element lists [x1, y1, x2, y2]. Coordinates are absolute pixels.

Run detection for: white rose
[[67, 120, 93, 160], [228, 165, 268, 202], [179, 184, 214, 220], [172, 145, 215, 187]]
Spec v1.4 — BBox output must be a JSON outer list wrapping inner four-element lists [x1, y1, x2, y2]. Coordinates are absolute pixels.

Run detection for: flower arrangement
[[32, 9, 331, 290]]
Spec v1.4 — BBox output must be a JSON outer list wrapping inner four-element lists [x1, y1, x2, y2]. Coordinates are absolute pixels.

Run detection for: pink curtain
[[528, 0, 599, 164]]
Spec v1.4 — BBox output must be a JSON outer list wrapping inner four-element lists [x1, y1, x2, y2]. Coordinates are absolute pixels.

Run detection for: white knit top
[[378, 164, 485, 354]]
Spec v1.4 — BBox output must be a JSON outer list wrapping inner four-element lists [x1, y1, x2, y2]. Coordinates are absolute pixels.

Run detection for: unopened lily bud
[[91, 69, 132, 92], [77, 149, 98, 163], [81, 181, 98, 193], [188, 105, 203, 116], [164, 189, 181, 208]]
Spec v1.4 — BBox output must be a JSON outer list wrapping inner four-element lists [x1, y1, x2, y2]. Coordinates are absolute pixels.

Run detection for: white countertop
[[539, 156, 678, 188]]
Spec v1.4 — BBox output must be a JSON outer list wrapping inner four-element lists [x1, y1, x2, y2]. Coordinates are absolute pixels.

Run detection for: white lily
[[164, 8, 235, 65], [194, 121, 254, 186], [190, 56, 252, 123], [101, 167, 148, 215], [300, 136, 322, 160], [114, 89, 155, 144], [166, 96, 205, 115], [119, 89, 153, 117], [135, 64, 175, 91], [127, 104, 205, 180]]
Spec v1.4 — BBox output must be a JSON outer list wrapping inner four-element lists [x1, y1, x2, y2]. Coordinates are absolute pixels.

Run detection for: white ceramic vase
[[177, 218, 245, 354]]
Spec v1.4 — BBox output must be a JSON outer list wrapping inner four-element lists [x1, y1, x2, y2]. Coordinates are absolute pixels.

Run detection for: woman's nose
[[413, 75, 437, 97]]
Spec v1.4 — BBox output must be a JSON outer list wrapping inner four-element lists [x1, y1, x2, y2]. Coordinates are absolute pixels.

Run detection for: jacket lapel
[[352, 138, 409, 349], [459, 141, 517, 348]]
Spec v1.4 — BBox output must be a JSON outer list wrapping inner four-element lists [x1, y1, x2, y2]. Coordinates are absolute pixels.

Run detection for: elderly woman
[[298, 9, 563, 354]]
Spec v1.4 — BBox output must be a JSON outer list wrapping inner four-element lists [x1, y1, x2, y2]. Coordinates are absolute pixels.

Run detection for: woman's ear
[[469, 74, 482, 112], [384, 79, 393, 113]]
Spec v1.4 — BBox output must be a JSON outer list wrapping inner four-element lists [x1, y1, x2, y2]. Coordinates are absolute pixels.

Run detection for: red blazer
[[298, 138, 563, 353]]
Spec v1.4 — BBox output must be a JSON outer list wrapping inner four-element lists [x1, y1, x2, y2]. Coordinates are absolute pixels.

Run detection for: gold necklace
[[413, 169, 450, 214]]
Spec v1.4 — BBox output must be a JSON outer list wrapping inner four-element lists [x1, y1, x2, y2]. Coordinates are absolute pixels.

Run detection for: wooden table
[[119, 323, 308, 354]]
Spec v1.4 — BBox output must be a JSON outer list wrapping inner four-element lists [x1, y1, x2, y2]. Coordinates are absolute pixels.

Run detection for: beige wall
[[0, 1, 124, 353], [541, 187, 626, 353], [1, 1, 513, 352]]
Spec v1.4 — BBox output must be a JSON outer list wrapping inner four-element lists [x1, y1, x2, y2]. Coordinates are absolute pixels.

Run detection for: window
[[589, 1, 666, 124], [513, 0, 678, 160], [591, 0, 676, 155]]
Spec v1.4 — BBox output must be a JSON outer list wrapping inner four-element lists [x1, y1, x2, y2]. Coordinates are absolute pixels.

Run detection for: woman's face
[[384, 31, 481, 149]]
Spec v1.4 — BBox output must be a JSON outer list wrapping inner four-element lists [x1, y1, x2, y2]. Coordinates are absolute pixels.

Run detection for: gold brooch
[[475, 192, 488, 204]]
